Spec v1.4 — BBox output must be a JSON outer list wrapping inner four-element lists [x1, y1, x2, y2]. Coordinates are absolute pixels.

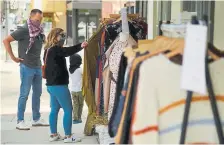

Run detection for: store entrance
[[77, 9, 100, 43]]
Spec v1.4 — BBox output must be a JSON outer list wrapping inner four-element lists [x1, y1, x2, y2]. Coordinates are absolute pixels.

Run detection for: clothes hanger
[[164, 39, 220, 61], [111, 13, 139, 24], [113, 16, 133, 24], [100, 18, 116, 25], [138, 40, 153, 45], [109, 14, 139, 19], [208, 43, 224, 57], [123, 36, 179, 60]]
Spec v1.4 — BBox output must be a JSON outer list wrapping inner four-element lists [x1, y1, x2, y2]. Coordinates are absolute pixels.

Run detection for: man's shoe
[[16, 121, 30, 130], [32, 118, 49, 127]]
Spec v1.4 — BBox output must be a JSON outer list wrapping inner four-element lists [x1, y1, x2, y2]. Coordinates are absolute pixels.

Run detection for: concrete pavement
[[0, 60, 98, 144], [1, 113, 98, 144]]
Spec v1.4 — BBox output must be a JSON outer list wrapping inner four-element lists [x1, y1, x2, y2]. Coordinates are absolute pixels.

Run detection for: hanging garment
[[99, 29, 107, 116], [105, 22, 144, 50], [109, 54, 129, 137], [99, 58, 104, 115], [95, 28, 107, 116], [95, 56, 100, 115], [108, 53, 128, 138], [82, 26, 102, 135], [131, 55, 224, 144], [119, 62, 142, 144], [109, 51, 149, 139], [107, 34, 137, 120], [102, 48, 113, 114], [134, 20, 148, 39], [115, 49, 156, 143], [102, 41, 118, 115], [119, 52, 182, 144], [114, 52, 184, 143], [102, 63, 111, 114], [96, 55, 105, 116]]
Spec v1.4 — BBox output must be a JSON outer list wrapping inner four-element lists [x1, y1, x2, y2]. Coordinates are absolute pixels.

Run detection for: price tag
[[181, 24, 208, 95]]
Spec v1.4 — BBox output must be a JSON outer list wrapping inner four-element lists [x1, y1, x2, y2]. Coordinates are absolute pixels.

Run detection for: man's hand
[[81, 41, 88, 48], [3, 35, 20, 63], [12, 57, 24, 63]]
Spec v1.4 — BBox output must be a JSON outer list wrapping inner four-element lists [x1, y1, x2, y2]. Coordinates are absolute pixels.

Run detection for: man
[[3, 9, 49, 130]]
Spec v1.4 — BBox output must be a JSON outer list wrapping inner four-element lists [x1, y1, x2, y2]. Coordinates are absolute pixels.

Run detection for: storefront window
[[77, 9, 100, 43], [213, 1, 224, 50], [182, 1, 196, 12], [158, 1, 215, 43], [134, 1, 148, 22]]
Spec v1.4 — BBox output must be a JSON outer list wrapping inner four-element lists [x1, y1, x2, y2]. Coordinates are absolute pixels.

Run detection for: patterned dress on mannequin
[[107, 34, 137, 120]]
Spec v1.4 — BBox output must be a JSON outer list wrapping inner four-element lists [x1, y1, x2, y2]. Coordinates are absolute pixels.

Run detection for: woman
[[43, 28, 88, 143]]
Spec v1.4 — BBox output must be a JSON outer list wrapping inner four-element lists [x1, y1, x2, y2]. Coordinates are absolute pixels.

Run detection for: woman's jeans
[[47, 85, 73, 136], [18, 64, 42, 122]]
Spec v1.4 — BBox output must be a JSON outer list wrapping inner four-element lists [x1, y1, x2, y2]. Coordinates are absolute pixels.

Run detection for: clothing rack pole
[[180, 15, 224, 144], [203, 14, 224, 143], [179, 91, 193, 144], [205, 47, 224, 143]]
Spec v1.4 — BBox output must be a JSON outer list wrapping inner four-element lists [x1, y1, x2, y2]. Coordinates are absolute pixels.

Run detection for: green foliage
[[43, 17, 53, 22]]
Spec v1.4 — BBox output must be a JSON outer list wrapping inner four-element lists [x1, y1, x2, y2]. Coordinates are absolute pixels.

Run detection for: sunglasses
[[56, 29, 67, 38], [59, 33, 66, 39]]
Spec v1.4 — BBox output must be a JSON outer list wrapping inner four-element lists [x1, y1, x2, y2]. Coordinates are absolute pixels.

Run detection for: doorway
[[76, 9, 101, 43]]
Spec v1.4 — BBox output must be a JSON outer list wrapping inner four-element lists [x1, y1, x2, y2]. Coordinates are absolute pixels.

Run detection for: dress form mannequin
[[119, 32, 129, 42]]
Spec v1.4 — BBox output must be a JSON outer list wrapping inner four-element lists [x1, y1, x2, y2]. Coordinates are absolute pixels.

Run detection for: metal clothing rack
[[179, 15, 224, 144]]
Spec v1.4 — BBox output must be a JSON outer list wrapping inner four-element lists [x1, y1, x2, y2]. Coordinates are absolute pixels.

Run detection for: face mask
[[31, 19, 41, 27], [58, 37, 66, 46]]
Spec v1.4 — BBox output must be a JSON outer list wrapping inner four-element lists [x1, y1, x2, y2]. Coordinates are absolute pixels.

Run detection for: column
[[4, 0, 9, 61], [147, 1, 158, 39]]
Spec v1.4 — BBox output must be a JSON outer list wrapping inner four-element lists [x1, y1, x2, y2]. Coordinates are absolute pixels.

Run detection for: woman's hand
[[81, 41, 88, 48]]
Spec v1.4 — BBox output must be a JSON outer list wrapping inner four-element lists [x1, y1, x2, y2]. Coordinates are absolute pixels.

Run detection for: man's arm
[[3, 35, 23, 63], [3, 28, 26, 63]]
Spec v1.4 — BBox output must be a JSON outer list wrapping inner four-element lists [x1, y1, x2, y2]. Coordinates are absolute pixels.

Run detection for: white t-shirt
[[69, 66, 83, 92], [66, 56, 83, 92]]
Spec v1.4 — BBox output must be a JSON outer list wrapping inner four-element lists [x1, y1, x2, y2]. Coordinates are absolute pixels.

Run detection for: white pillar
[[147, 0, 157, 39], [4, 0, 10, 61]]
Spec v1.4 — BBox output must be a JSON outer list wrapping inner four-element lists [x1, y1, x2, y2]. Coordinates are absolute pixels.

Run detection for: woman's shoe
[[49, 133, 64, 142], [64, 134, 82, 143]]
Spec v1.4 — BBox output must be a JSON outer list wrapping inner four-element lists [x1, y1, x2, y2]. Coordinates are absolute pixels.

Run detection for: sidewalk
[[1, 113, 98, 144], [0, 61, 98, 144]]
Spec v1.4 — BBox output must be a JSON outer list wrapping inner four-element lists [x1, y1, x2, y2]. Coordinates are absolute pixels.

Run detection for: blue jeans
[[47, 85, 73, 136], [18, 64, 42, 122]]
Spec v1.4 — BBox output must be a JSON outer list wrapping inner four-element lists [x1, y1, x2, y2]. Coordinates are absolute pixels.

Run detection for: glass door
[[87, 16, 97, 40], [77, 9, 100, 43], [77, 16, 87, 43]]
